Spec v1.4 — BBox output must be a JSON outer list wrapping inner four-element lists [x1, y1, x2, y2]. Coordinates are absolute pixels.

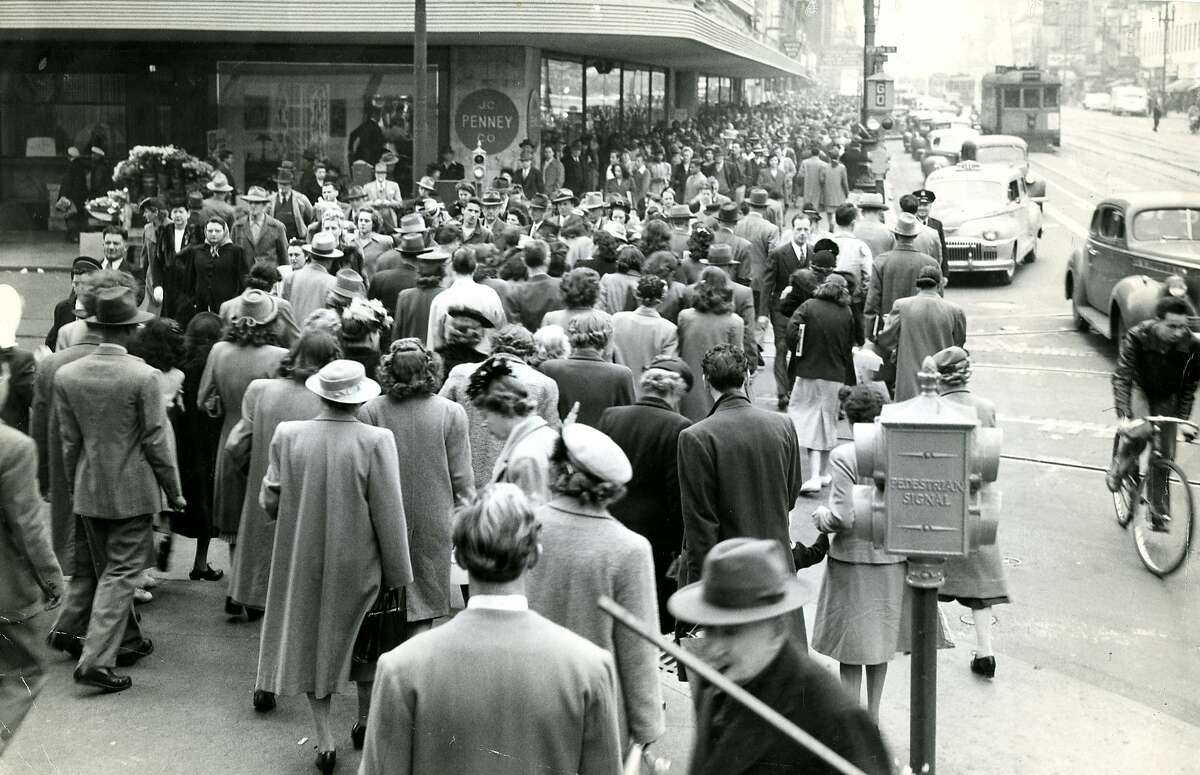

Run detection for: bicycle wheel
[[1111, 434, 1139, 528], [1132, 459, 1194, 577]]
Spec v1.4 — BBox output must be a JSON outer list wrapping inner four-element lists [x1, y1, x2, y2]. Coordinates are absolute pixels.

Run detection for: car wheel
[[1069, 277, 1090, 332], [1023, 243, 1037, 264]]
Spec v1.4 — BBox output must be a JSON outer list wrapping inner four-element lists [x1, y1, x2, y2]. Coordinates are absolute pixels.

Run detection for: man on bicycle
[[1107, 296, 1200, 504]]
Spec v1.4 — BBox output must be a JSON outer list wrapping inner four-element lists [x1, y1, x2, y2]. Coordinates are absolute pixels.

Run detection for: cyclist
[[1107, 296, 1200, 516]]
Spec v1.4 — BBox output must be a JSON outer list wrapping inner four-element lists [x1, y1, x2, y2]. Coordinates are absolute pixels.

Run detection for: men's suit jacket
[[540, 353, 636, 426], [797, 156, 828, 207], [597, 398, 691, 551], [677, 393, 802, 584], [513, 167, 543, 198], [875, 291, 967, 401], [504, 273, 564, 332], [562, 154, 588, 194], [923, 216, 949, 277], [0, 421, 62, 622], [711, 228, 755, 286], [732, 211, 780, 290], [267, 191, 314, 238], [232, 216, 288, 267], [54, 343, 182, 518], [865, 244, 941, 321], [763, 241, 810, 323], [359, 607, 622, 775]]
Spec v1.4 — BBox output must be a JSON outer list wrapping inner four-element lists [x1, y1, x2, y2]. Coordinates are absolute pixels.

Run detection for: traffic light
[[850, 357, 1001, 558], [471, 145, 487, 182]]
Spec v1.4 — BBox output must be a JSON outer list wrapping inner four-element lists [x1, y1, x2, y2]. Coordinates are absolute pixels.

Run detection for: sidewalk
[[0, 230, 89, 272], [4, 534, 1198, 775]]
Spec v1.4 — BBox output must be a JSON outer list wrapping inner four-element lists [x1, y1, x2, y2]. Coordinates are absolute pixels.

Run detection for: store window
[[541, 57, 584, 141], [216, 61, 437, 191], [650, 70, 666, 127], [623, 67, 651, 133], [1, 72, 127, 158], [586, 62, 621, 133], [697, 76, 709, 105]]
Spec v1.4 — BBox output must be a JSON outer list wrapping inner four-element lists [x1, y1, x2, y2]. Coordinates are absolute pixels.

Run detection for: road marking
[[975, 362, 1110, 377], [1042, 201, 1087, 239], [999, 414, 1115, 439], [967, 340, 1104, 358]]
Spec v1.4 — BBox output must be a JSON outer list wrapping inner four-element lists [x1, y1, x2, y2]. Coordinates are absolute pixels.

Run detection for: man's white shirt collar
[[467, 594, 529, 611]]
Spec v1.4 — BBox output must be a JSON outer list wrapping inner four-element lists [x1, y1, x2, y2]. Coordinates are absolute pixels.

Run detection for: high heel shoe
[[970, 654, 996, 679], [315, 749, 336, 773], [252, 690, 276, 712], [351, 722, 366, 750]]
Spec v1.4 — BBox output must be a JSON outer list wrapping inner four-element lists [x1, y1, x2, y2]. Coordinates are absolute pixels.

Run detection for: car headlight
[[982, 229, 999, 241]]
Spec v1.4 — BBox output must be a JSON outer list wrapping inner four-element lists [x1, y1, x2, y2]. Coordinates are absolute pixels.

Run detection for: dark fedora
[[700, 243, 738, 266], [716, 202, 740, 225], [273, 169, 296, 185], [669, 538, 816, 626], [86, 287, 154, 326], [528, 193, 550, 212], [747, 188, 770, 208], [397, 233, 432, 256]]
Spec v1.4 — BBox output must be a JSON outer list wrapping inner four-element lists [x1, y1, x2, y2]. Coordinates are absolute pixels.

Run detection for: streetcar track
[[973, 361, 1109, 377], [1069, 122, 1200, 176]]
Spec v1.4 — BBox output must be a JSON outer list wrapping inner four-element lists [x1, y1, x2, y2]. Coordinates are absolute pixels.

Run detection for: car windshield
[[975, 147, 1025, 166], [928, 179, 1005, 207], [1132, 209, 1200, 241]]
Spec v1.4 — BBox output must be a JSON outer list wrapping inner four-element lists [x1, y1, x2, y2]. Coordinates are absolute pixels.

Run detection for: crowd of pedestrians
[[0, 92, 1010, 774]]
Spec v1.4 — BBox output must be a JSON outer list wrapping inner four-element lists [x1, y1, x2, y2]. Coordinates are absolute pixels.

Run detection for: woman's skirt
[[937, 542, 1011, 609], [814, 558, 957, 664], [788, 377, 842, 451]]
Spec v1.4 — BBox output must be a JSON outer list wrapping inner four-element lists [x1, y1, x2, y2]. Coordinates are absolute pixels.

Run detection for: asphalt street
[[4, 107, 1200, 774]]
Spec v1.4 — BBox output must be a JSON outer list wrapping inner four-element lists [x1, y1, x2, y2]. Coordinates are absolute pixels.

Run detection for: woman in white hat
[[525, 423, 664, 754], [256, 359, 412, 773], [197, 289, 287, 593]]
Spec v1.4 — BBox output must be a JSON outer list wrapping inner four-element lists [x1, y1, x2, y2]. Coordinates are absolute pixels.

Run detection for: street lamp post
[[1159, 1, 1174, 100]]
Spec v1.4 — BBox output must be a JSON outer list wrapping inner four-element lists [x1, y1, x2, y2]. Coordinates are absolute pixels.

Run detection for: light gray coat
[[256, 413, 412, 697], [875, 290, 967, 401], [359, 394, 475, 621]]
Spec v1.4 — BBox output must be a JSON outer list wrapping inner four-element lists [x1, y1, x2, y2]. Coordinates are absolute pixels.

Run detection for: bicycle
[[1111, 415, 1197, 577]]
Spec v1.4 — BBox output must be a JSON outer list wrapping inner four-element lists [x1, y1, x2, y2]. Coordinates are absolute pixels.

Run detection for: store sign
[[455, 89, 519, 153]]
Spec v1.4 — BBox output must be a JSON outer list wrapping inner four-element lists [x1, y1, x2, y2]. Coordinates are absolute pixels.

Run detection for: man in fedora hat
[[283, 232, 343, 323], [233, 186, 288, 267], [851, 193, 894, 264], [480, 190, 506, 234], [551, 188, 578, 223], [874, 263, 965, 402], [898, 194, 944, 278], [269, 169, 315, 241], [671, 538, 890, 775], [52, 287, 184, 693], [201, 171, 236, 229], [865, 212, 942, 340], [368, 233, 429, 318], [514, 148, 543, 198], [733, 188, 780, 307], [797, 147, 828, 217], [527, 193, 551, 236], [711, 203, 754, 288], [578, 192, 606, 231], [666, 204, 693, 267]]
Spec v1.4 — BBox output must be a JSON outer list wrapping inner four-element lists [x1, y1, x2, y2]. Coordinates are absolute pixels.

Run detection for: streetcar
[[979, 66, 1061, 148], [943, 73, 976, 109]]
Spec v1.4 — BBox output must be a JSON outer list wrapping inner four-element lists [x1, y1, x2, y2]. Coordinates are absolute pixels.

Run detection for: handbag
[[352, 587, 408, 666]]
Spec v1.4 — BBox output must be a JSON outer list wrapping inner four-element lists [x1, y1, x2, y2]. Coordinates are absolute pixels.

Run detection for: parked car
[[1065, 193, 1200, 341], [924, 160, 1043, 285], [960, 135, 1046, 205], [919, 126, 981, 179], [1110, 86, 1149, 116], [1082, 92, 1112, 111]]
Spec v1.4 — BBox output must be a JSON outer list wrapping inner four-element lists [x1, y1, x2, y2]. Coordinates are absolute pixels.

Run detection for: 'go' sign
[[454, 89, 520, 154]]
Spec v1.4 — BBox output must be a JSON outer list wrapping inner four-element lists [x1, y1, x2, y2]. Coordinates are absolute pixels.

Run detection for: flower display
[[112, 145, 215, 187], [84, 189, 131, 222]]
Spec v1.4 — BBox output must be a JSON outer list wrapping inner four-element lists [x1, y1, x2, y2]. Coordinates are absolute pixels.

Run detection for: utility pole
[[413, 0, 428, 192], [1158, 1, 1174, 100], [862, 0, 875, 125]]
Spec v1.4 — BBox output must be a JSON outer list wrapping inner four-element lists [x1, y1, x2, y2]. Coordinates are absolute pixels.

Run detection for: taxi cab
[[1065, 192, 1200, 341], [960, 134, 1046, 206], [924, 160, 1043, 285], [919, 125, 982, 180]]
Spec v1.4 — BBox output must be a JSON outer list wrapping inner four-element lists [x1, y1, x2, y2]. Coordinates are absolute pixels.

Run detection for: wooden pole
[[413, 0, 428, 191], [597, 596, 868, 775]]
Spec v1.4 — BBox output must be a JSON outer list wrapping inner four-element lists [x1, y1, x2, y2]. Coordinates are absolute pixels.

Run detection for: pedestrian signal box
[[851, 357, 1000, 559]]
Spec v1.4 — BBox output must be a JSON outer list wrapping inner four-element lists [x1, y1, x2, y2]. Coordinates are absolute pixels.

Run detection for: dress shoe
[[133, 588, 153, 604], [315, 750, 336, 774], [189, 565, 224, 581], [73, 666, 132, 693], [970, 655, 996, 679], [47, 631, 82, 659], [116, 639, 154, 667], [138, 571, 160, 589], [225, 596, 244, 616], [253, 690, 276, 713], [351, 722, 366, 750]]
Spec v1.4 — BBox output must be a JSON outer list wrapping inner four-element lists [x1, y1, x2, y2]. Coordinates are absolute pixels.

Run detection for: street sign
[[878, 45, 898, 53], [783, 41, 802, 57]]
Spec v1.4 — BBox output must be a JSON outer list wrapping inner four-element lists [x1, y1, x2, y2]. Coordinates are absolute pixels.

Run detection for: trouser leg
[[78, 515, 151, 671], [51, 515, 98, 645], [0, 610, 52, 753], [771, 317, 790, 400]]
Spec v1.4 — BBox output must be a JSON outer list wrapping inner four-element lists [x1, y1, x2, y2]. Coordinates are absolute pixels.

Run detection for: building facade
[[0, 0, 809, 229]]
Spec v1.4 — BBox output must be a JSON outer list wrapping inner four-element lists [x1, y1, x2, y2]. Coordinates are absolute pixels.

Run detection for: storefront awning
[[0, 0, 810, 79], [1166, 78, 1199, 94]]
